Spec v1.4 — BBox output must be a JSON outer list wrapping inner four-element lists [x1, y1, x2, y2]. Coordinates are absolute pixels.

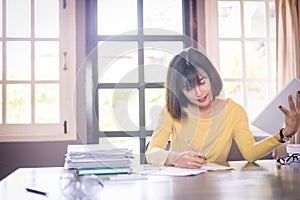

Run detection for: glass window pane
[[98, 89, 139, 131], [244, 2, 266, 38], [270, 80, 276, 97], [269, 2, 276, 38], [245, 41, 267, 78], [35, 41, 59, 80], [35, 0, 59, 38], [6, 84, 31, 124], [219, 41, 242, 78], [143, 0, 183, 35], [97, 0, 137, 35], [7, 42, 31, 80], [247, 81, 268, 119], [223, 81, 243, 107], [270, 42, 276, 79], [98, 42, 138, 83], [145, 88, 165, 130], [35, 84, 59, 123], [218, 1, 241, 38], [98, 137, 140, 165], [144, 42, 183, 82], [6, 0, 31, 37]]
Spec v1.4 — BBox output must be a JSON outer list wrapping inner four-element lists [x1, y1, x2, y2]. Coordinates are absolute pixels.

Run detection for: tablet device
[[251, 77, 300, 134]]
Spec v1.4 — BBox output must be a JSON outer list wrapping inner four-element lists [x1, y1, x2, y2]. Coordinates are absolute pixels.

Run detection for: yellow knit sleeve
[[232, 106, 281, 162], [145, 107, 173, 165]]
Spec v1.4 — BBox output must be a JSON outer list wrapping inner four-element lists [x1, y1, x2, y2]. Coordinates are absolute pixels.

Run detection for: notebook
[[252, 78, 300, 134]]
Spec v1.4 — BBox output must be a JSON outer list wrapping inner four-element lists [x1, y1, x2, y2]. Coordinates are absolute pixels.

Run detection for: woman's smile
[[197, 95, 208, 103]]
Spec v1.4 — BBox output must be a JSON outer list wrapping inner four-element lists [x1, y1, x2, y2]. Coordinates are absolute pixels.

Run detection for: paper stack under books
[[64, 144, 134, 176]]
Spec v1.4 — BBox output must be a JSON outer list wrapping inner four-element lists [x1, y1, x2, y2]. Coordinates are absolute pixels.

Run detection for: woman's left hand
[[279, 91, 300, 137]]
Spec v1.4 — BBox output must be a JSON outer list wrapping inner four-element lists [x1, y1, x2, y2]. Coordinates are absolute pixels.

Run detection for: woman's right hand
[[279, 91, 300, 137], [166, 150, 207, 169]]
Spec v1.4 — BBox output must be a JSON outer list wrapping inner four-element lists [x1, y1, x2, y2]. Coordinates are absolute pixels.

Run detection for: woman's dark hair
[[166, 47, 223, 120]]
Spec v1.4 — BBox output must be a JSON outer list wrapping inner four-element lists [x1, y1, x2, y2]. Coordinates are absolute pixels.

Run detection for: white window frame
[[0, 0, 77, 142]]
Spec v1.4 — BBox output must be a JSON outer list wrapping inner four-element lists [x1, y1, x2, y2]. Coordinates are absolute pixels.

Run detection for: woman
[[145, 47, 300, 168]]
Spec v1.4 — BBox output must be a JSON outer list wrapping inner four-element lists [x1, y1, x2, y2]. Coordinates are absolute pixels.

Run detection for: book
[[286, 144, 300, 154], [65, 159, 132, 169], [77, 167, 132, 176]]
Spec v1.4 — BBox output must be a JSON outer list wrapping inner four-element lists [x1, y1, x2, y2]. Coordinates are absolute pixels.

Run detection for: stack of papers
[[64, 144, 134, 176]]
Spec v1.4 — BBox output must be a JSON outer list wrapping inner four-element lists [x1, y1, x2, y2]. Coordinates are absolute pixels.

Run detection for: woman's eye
[[198, 78, 206, 85]]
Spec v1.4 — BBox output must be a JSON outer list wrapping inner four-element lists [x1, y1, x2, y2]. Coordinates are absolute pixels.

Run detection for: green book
[[77, 167, 131, 176]]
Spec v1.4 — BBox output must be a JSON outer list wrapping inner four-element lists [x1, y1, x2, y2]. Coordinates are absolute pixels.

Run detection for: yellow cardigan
[[146, 98, 282, 165]]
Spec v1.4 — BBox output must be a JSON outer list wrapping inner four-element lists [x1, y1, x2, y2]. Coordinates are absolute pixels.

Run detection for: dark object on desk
[[277, 153, 300, 166], [25, 187, 47, 196]]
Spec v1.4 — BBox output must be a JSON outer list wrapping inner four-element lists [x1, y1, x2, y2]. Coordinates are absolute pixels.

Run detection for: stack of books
[[64, 144, 134, 176]]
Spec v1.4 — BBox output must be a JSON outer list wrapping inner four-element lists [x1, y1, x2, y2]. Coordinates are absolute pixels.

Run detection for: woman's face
[[181, 72, 213, 108]]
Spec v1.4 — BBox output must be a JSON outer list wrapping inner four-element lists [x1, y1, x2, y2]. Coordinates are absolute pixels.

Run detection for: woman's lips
[[197, 96, 207, 103]]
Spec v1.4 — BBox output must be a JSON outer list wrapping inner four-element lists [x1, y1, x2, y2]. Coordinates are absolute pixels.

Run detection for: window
[[86, 0, 195, 162], [0, 0, 76, 141], [205, 0, 276, 135]]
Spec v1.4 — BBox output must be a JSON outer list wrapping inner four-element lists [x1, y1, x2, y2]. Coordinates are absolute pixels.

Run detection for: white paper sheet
[[252, 78, 300, 134], [135, 163, 233, 176]]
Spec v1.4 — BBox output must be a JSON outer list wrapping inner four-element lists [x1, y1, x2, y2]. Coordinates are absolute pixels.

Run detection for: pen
[[185, 138, 207, 160], [25, 187, 48, 196]]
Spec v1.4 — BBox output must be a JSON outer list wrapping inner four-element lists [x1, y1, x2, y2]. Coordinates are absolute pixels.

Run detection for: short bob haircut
[[166, 47, 223, 120]]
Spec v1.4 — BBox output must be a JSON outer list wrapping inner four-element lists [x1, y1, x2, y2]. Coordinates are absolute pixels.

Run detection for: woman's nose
[[193, 85, 203, 95]]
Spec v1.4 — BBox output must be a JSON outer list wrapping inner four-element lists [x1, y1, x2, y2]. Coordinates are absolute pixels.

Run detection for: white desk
[[0, 160, 299, 200]]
